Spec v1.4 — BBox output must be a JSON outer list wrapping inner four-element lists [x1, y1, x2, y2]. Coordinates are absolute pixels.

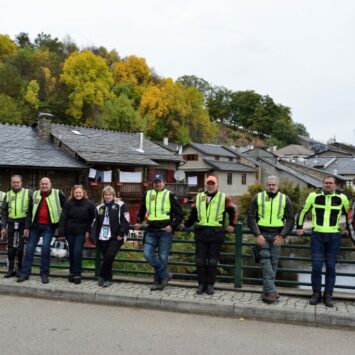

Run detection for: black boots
[[323, 292, 334, 307], [309, 292, 322, 305]]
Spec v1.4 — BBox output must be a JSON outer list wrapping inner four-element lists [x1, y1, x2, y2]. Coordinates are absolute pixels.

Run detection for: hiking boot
[[196, 284, 206, 295], [68, 274, 74, 283], [206, 285, 215, 295], [103, 280, 112, 288], [97, 277, 104, 286], [158, 273, 172, 290], [41, 275, 49, 284], [262, 292, 276, 304], [150, 282, 161, 291], [17, 274, 29, 283], [3, 270, 16, 278], [323, 292, 334, 307], [73, 276, 81, 285], [309, 292, 322, 305]]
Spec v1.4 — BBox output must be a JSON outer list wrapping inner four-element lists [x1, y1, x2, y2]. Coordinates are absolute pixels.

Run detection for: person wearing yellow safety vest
[[134, 174, 183, 291], [247, 176, 294, 304], [17, 177, 66, 284], [0, 189, 5, 232], [184, 175, 237, 295], [1, 175, 32, 278], [296, 176, 350, 307]]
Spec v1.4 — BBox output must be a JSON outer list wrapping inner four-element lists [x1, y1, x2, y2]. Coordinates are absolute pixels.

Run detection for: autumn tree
[[60, 50, 114, 124], [0, 34, 17, 61], [0, 94, 23, 124]]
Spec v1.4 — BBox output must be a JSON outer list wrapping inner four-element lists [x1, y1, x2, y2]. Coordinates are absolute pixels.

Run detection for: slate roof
[[204, 159, 256, 172], [260, 158, 323, 188], [275, 144, 314, 157], [303, 157, 337, 169], [51, 124, 181, 166], [0, 124, 86, 169], [322, 157, 355, 175], [187, 143, 238, 158]]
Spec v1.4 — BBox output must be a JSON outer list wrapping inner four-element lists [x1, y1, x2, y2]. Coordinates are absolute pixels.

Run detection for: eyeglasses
[[324, 182, 335, 185]]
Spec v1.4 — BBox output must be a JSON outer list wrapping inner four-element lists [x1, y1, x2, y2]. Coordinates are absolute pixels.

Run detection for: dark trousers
[[66, 234, 85, 276], [195, 228, 225, 286], [6, 222, 25, 272], [98, 239, 123, 281]]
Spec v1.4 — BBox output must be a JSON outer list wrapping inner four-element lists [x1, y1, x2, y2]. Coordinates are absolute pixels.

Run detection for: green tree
[[0, 94, 23, 124], [0, 63, 24, 98], [60, 50, 114, 124], [293, 122, 309, 137], [15, 32, 33, 48], [97, 93, 143, 131]]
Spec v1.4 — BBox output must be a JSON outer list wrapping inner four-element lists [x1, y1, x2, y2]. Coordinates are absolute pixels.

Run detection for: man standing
[[247, 176, 294, 304], [0, 189, 5, 231], [17, 177, 66, 284], [135, 174, 183, 291], [297, 176, 350, 307], [1, 175, 32, 278], [184, 176, 237, 295]]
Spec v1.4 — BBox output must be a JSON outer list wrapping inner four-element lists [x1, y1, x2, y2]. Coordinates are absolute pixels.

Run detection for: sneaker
[[41, 275, 49, 284], [158, 273, 172, 290], [3, 270, 16, 278], [262, 292, 276, 304], [103, 280, 112, 288], [309, 292, 322, 305], [97, 277, 104, 286], [206, 285, 215, 295], [196, 284, 206, 295], [17, 274, 29, 283], [73, 276, 81, 285]]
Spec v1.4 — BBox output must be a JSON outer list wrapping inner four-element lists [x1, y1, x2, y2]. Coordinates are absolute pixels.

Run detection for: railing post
[[234, 222, 243, 288]]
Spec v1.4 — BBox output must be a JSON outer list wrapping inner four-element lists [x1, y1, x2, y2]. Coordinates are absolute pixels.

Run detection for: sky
[[1, 0, 355, 145]]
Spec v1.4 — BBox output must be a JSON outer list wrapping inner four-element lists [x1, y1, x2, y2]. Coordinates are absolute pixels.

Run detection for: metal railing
[[1, 223, 355, 292]]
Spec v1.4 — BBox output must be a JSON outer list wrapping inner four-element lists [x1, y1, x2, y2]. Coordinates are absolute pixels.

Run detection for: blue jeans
[[259, 234, 281, 294], [311, 232, 341, 293], [144, 231, 173, 282], [22, 224, 54, 277], [66, 234, 85, 276]]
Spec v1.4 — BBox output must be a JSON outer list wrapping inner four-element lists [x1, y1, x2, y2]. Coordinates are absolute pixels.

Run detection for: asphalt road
[[0, 295, 354, 355]]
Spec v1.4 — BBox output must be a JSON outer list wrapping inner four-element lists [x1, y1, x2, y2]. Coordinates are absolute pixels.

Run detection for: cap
[[206, 176, 217, 184], [153, 174, 164, 182]]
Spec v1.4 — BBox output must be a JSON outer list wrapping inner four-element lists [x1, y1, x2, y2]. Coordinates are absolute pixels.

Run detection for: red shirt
[[38, 191, 50, 224]]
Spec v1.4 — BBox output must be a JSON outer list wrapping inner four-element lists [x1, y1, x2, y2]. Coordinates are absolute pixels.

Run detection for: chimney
[[37, 112, 54, 141], [136, 131, 144, 153], [163, 136, 169, 146]]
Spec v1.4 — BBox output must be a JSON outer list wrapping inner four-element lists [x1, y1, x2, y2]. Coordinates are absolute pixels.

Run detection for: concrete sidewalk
[[0, 275, 354, 328]]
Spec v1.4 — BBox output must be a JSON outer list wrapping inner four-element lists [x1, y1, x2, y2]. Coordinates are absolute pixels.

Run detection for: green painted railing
[[1, 223, 355, 291]]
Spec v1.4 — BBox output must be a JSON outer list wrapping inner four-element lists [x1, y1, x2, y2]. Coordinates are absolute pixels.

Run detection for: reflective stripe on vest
[[0, 191, 5, 205], [196, 191, 226, 227], [146, 189, 171, 221], [32, 189, 62, 224], [257, 191, 286, 228], [6, 189, 30, 219]]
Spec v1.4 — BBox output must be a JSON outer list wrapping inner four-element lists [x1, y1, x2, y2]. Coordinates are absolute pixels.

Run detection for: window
[[227, 172, 232, 185], [183, 154, 198, 161], [241, 173, 246, 185], [229, 157, 233, 162], [215, 156, 220, 160]]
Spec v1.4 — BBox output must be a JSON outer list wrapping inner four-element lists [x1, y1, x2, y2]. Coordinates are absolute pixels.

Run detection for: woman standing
[[92, 186, 130, 287], [58, 185, 95, 284]]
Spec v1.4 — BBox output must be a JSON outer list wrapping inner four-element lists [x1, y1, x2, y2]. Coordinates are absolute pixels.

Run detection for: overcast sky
[[1, 0, 354, 145]]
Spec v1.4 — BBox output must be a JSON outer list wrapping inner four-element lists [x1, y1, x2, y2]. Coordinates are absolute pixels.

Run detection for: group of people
[[0, 173, 354, 307]]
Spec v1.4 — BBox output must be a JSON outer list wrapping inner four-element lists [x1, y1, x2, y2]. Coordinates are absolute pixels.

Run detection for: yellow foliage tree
[[24, 80, 40, 109], [112, 55, 151, 86], [60, 50, 114, 123], [0, 34, 17, 61], [139, 78, 216, 144]]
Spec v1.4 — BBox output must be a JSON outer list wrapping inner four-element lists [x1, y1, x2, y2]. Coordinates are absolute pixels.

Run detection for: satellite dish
[[174, 170, 185, 182]]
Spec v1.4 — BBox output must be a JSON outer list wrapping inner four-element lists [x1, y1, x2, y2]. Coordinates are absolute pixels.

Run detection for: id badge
[[14, 222, 19, 230], [102, 225, 110, 240]]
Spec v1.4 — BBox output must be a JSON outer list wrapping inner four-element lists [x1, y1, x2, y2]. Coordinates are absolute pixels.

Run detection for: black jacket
[[92, 200, 130, 242], [58, 198, 96, 236]]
